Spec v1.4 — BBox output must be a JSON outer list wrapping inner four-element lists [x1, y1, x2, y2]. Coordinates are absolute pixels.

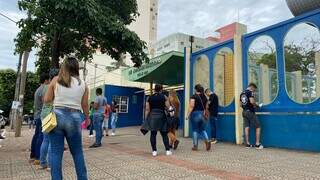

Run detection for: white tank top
[[54, 77, 86, 110]]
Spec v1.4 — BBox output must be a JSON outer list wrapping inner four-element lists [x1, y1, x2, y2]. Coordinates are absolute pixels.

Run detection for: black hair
[[205, 88, 211, 94], [154, 84, 163, 93], [40, 73, 49, 84], [49, 68, 60, 80], [96, 88, 103, 95], [248, 82, 258, 89], [194, 84, 204, 94]]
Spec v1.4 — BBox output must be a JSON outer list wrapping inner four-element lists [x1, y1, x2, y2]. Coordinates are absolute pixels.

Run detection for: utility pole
[[15, 51, 30, 137], [10, 53, 23, 130]]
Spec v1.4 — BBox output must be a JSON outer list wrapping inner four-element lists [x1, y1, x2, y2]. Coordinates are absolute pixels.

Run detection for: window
[[214, 47, 234, 107], [112, 96, 129, 113], [248, 35, 278, 105], [284, 22, 320, 104]]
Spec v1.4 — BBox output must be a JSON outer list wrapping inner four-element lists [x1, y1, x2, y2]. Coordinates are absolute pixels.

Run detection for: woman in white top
[[44, 57, 89, 180]]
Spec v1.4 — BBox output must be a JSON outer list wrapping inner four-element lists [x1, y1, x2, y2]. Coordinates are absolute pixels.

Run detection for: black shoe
[[255, 144, 264, 150], [0, 135, 4, 139], [245, 144, 253, 148], [89, 143, 102, 148]]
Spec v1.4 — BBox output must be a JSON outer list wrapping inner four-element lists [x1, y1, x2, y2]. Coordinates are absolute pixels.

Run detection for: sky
[[0, 0, 293, 71]]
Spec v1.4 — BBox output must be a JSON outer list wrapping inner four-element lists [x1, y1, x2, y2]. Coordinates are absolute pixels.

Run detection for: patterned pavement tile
[[1, 127, 320, 179]]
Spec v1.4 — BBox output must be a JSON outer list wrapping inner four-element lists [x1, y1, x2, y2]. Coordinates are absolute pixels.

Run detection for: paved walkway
[[0, 127, 320, 180]]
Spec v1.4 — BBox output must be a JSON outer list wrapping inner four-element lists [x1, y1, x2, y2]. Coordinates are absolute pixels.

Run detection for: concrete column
[[315, 52, 320, 98], [234, 23, 247, 145], [234, 34, 244, 145], [292, 71, 303, 103], [184, 47, 191, 137], [260, 63, 271, 104]]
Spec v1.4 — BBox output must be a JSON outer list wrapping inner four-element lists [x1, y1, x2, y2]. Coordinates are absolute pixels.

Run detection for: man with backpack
[[240, 83, 263, 149], [90, 88, 107, 148]]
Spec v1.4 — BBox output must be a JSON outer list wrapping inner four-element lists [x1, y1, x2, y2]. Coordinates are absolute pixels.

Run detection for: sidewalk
[[0, 127, 320, 180]]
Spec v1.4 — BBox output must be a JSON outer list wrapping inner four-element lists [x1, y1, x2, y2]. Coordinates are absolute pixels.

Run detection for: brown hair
[[57, 57, 80, 87]]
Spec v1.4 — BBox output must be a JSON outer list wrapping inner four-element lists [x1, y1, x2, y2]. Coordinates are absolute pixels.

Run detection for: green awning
[[122, 51, 184, 85]]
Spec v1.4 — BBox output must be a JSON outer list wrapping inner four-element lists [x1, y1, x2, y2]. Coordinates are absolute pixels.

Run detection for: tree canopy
[[0, 69, 39, 117], [15, 0, 149, 73]]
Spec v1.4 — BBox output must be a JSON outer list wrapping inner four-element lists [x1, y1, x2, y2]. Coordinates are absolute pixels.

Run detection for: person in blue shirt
[[240, 83, 263, 149], [90, 88, 107, 148]]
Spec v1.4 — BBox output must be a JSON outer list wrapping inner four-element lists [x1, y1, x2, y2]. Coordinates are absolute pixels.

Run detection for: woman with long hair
[[145, 84, 172, 156], [44, 57, 89, 180], [187, 84, 211, 151], [168, 90, 180, 150]]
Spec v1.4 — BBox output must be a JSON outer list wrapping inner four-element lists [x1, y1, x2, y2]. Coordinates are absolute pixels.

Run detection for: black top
[[191, 93, 207, 112], [148, 93, 166, 111], [208, 93, 219, 117], [240, 89, 255, 112]]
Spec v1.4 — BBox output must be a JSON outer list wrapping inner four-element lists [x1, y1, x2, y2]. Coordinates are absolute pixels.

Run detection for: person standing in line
[[102, 104, 111, 136], [44, 57, 89, 180], [39, 69, 59, 170], [29, 73, 50, 165], [168, 90, 180, 150], [187, 84, 211, 151], [145, 84, 172, 157], [110, 100, 119, 136], [90, 88, 107, 148], [88, 102, 95, 137], [205, 88, 219, 144], [240, 83, 263, 149]]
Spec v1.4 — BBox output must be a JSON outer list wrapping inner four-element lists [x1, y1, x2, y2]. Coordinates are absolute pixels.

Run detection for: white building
[[153, 33, 216, 57], [85, 0, 158, 89]]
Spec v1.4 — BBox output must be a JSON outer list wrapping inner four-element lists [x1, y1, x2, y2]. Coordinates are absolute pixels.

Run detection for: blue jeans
[[209, 116, 218, 139], [48, 108, 87, 180], [190, 111, 209, 147], [40, 134, 51, 167], [89, 115, 94, 135], [111, 113, 118, 133], [93, 114, 104, 145], [30, 118, 43, 159]]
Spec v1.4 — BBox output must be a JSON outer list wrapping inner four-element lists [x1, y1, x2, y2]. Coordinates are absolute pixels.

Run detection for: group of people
[[142, 82, 263, 156], [29, 57, 89, 180], [27, 56, 263, 180]]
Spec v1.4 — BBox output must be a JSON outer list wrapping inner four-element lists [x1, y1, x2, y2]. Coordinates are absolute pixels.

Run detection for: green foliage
[[15, 0, 148, 71], [0, 69, 39, 117]]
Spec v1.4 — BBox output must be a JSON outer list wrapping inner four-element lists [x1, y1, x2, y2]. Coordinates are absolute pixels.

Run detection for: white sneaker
[[166, 150, 172, 156], [152, 151, 157, 157], [111, 133, 115, 136]]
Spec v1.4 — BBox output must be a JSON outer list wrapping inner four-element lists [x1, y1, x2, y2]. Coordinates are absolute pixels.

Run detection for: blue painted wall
[[248, 114, 320, 152], [104, 85, 144, 128], [188, 9, 320, 151]]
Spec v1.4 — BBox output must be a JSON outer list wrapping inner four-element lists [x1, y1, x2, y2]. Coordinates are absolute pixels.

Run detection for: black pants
[[150, 131, 170, 151]]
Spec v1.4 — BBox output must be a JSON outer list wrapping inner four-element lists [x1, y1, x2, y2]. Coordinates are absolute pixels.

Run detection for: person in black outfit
[[145, 84, 172, 157], [205, 88, 219, 144], [240, 83, 263, 149]]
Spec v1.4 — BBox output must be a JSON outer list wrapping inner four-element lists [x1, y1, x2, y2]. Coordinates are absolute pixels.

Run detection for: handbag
[[197, 94, 209, 120], [42, 112, 57, 133]]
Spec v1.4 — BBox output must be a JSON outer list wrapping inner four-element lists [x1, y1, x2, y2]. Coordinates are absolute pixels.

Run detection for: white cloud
[[157, 0, 293, 39]]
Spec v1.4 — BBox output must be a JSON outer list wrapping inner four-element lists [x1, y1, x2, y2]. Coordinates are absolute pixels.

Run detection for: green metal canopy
[[122, 51, 184, 85]]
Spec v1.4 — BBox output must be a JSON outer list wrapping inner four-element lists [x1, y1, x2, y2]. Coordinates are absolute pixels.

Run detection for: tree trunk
[[15, 51, 30, 137], [51, 31, 61, 68]]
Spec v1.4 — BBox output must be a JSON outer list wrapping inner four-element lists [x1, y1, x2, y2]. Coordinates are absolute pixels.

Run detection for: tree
[[0, 69, 39, 117], [15, 0, 149, 72]]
